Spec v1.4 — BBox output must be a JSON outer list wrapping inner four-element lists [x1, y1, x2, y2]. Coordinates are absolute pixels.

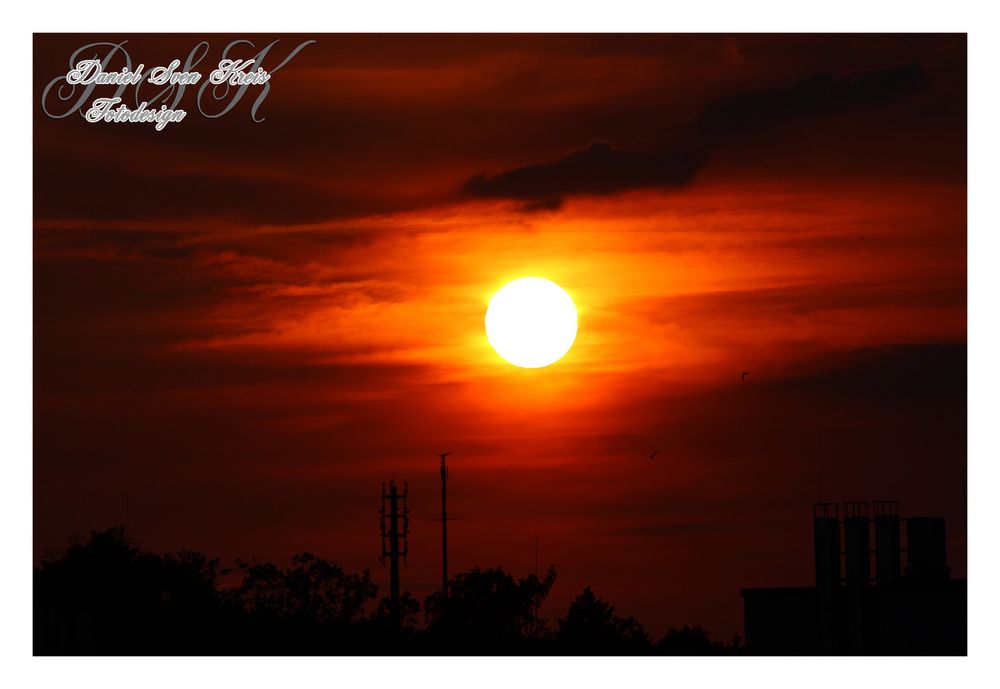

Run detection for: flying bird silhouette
[[648, 450, 659, 460], [741, 371, 750, 381]]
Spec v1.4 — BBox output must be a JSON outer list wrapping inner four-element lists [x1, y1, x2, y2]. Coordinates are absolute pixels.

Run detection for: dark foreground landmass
[[34, 526, 740, 656]]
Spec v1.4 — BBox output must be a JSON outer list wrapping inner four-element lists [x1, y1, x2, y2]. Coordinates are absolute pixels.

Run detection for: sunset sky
[[34, 34, 966, 638]]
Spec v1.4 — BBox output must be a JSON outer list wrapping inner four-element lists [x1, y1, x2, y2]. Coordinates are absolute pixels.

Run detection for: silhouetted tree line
[[34, 526, 742, 655]]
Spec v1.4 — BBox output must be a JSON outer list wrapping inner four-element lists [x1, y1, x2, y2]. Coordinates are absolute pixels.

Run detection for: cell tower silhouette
[[379, 479, 409, 630]]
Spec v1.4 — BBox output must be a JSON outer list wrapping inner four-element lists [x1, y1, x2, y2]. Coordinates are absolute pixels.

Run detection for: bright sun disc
[[485, 277, 578, 368]]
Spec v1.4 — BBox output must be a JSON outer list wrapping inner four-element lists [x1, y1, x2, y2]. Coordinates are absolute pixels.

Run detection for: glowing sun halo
[[485, 277, 578, 368]]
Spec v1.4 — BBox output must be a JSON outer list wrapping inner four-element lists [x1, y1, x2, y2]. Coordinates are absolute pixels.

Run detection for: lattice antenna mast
[[379, 479, 409, 630]]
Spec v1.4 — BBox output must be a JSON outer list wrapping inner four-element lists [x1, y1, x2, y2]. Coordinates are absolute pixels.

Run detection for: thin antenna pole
[[533, 522, 540, 625], [389, 481, 400, 627], [534, 523, 539, 578], [439, 451, 451, 599]]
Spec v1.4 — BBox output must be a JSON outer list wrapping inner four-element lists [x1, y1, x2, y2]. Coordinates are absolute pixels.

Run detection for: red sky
[[34, 34, 966, 639]]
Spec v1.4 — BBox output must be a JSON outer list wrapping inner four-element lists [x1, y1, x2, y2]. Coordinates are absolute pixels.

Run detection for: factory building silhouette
[[740, 501, 966, 654]]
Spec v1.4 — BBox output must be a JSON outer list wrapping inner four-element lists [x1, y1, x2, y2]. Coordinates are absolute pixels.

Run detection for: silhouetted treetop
[[34, 526, 229, 654], [235, 552, 378, 626], [656, 624, 732, 655], [424, 566, 557, 647], [558, 586, 651, 654]]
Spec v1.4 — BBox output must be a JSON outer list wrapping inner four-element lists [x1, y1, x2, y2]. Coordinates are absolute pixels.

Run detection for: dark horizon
[[33, 494, 967, 655]]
